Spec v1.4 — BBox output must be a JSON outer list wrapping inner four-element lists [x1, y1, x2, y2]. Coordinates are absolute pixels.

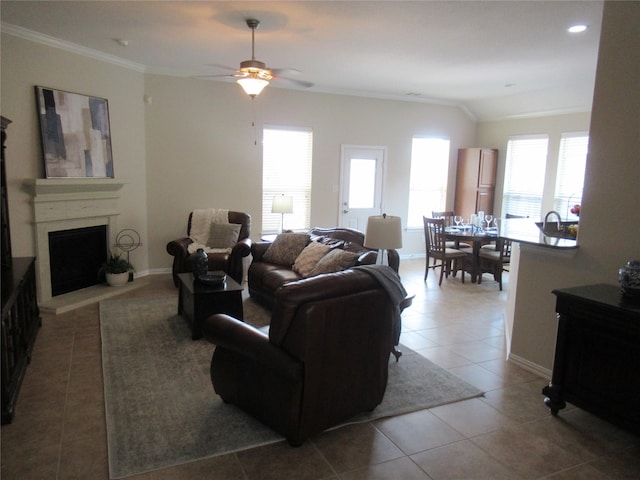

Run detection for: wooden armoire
[[454, 148, 498, 219]]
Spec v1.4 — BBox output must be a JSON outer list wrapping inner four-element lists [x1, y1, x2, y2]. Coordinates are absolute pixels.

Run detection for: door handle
[[343, 209, 349, 214]]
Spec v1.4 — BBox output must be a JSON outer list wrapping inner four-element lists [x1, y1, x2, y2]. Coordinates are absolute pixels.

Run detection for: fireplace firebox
[[48, 225, 107, 296]]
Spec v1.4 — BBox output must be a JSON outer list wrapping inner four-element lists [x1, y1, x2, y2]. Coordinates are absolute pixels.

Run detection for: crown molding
[[1, 22, 146, 73]]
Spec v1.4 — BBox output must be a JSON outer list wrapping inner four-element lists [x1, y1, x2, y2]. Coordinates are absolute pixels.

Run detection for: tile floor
[[1, 258, 639, 479]]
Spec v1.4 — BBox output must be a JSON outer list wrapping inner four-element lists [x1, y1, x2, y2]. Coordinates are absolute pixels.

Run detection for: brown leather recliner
[[166, 211, 251, 286], [203, 267, 403, 446]]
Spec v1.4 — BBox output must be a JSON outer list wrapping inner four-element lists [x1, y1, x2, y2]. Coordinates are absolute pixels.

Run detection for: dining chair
[[423, 217, 466, 285], [477, 238, 512, 290], [431, 211, 455, 227], [480, 213, 525, 255], [432, 210, 471, 249]]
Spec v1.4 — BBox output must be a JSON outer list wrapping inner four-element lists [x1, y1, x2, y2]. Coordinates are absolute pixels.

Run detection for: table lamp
[[272, 194, 293, 233], [364, 213, 403, 265]]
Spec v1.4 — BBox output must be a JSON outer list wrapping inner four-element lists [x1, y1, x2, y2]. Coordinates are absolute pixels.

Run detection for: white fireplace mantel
[[24, 178, 126, 304]]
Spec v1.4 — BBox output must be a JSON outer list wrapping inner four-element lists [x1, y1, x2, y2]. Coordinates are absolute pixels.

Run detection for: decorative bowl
[[197, 273, 226, 287]]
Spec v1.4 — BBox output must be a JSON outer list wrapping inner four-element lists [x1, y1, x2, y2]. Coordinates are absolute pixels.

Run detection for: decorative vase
[[193, 248, 208, 277], [106, 272, 129, 287], [618, 260, 640, 297]]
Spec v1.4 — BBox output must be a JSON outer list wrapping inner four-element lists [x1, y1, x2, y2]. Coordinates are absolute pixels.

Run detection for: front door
[[338, 145, 385, 231]]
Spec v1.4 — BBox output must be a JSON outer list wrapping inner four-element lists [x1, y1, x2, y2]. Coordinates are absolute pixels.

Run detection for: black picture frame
[[35, 86, 114, 178]]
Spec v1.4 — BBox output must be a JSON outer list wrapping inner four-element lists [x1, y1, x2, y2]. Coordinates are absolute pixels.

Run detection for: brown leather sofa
[[203, 267, 401, 446], [248, 226, 399, 308], [166, 211, 251, 286]]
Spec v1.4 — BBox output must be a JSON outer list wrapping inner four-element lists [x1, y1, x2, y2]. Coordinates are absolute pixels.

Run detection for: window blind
[[262, 127, 313, 233], [501, 135, 549, 219], [553, 133, 588, 216], [407, 137, 450, 228]]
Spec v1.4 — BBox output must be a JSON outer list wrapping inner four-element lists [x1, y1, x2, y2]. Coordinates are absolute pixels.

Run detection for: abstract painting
[[35, 86, 114, 178]]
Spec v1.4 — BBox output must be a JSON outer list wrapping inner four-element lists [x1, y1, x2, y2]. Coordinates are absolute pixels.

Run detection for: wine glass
[[454, 215, 462, 228], [485, 214, 493, 227]]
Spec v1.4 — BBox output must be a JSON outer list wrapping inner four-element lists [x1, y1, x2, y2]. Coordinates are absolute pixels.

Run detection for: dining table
[[444, 226, 498, 283]]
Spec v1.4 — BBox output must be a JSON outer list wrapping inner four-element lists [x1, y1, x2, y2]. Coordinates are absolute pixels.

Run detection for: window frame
[[553, 132, 589, 217], [262, 126, 313, 233], [501, 134, 549, 220], [406, 136, 451, 229]]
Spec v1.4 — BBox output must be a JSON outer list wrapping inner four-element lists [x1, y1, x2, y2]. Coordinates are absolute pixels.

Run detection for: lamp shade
[[237, 76, 269, 97], [272, 195, 293, 214], [364, 214, 403, 249]]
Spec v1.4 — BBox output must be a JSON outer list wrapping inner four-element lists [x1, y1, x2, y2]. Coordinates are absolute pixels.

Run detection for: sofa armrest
[[250, 241, 272, 262], [166, 236, 193, 257], [231, 237, 252, 258], [387, 249, 400, 273], [167, 237, 193, 286], [203, 314, 302, 382], [227, 237, 252, 283]]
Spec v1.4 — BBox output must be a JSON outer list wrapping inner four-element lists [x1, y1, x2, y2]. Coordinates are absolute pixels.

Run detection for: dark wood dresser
[[1, 116, 41, 424], [2, 258, 41, 424], [542, 284, 640, 434]]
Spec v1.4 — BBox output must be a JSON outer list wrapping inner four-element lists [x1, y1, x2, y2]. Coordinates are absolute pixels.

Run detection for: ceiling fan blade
[[207, 64, 239, 72], [273, 76, 314, 88], [196, 74, 235, 79], [270, 68, 303, 77], [269, 67, 313, 88]]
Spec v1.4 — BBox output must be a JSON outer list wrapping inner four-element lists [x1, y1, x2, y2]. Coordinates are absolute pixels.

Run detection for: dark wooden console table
[[542, 284, 640, 434]]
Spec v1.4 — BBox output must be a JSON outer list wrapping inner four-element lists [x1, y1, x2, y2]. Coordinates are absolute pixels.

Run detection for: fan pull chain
[[252, 98, 257, 146]]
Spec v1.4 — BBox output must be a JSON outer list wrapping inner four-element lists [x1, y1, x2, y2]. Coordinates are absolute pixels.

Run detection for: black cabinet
[[2, 257, 41, 424], [542, 284, 640, 434], [1, 115, 41, 424]]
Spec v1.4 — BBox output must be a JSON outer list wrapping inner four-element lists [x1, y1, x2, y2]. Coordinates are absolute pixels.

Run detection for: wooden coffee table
[[177, 271, 244, 340]]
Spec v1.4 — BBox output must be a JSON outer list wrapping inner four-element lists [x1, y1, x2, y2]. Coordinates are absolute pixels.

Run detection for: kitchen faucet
[[543, 210, 562, 232]]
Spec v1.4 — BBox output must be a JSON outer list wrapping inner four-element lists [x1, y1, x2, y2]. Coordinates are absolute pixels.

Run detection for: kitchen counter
[[499, 218, 578, 249]]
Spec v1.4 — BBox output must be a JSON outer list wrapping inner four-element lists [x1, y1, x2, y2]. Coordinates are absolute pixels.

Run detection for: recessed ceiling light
[[568, 24, 588, 33]]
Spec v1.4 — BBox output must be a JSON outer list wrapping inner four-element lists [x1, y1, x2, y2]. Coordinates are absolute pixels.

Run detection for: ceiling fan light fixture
[[235, 19, 273, 98], [237, 75, 269, 97]]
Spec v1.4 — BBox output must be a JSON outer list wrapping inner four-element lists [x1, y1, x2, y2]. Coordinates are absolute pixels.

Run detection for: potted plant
[[100, 252, 134, 287]]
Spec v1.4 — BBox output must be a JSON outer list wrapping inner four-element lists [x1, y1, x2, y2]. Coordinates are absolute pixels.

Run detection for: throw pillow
[[263, 232, 310, 266], [293, 241, 331, 277], [308, 249, 359, 277], [208, 223, 241, 249]]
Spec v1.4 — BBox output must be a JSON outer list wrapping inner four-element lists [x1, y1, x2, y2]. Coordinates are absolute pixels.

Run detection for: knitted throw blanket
[[187, 208, 230, 254]]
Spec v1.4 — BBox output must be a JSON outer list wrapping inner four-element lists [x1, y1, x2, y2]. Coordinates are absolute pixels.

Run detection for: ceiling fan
[[203, 18, 313, 98]]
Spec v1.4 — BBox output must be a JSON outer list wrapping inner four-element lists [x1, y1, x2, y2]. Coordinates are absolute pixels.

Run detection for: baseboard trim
[[508, 353, 552, 380]]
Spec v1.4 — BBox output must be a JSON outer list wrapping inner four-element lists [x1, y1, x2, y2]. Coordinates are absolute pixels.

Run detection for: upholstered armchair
[[203, 267, 408, 446], [166, 210, 251, 286]]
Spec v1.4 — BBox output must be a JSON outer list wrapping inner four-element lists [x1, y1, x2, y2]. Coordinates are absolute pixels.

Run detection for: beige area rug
[[100, 295, 483, 479]]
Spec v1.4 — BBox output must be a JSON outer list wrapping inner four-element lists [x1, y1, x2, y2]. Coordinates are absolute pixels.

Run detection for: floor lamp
[[364, 213, 403, 265], [272, 194, 293, 233]]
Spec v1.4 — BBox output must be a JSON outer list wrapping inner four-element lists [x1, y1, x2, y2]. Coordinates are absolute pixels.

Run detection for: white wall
[[478, 111, 591, 220], [3, 2, 636, 377], [1, 33, 149, 271], [480, 1, 640, 374], [144, 74, 476, 268], [1, 32, 476, 274]]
